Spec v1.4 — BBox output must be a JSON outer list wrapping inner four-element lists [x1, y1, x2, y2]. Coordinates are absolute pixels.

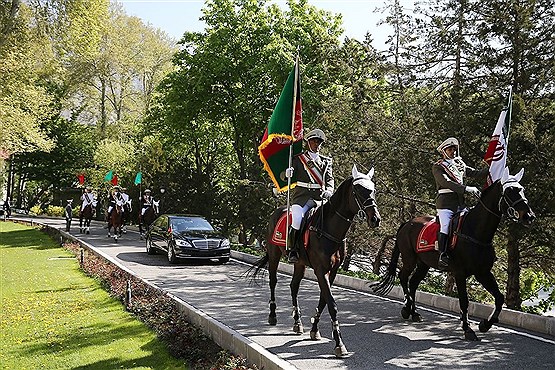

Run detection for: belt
[[438, 189, 454, 194], [297, 181, 321, 189]]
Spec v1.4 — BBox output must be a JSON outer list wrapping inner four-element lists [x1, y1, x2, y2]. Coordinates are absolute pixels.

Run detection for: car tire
[[219, 257, 229, 264], [146, 237, 156, 255], [167, 243, 177, 264]]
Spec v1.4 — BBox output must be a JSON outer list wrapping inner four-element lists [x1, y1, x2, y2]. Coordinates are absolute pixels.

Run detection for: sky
[[117, 0, 417, 51]]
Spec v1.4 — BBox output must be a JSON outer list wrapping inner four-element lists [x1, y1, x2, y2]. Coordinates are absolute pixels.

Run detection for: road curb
[[11, 219, 296, 370], [232, 250, 555, 337]]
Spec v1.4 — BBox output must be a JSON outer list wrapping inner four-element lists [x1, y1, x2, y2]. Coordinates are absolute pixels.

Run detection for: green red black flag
[[258, 62, 303, 191]]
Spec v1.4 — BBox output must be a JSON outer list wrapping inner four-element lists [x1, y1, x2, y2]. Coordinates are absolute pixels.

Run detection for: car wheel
[[146, 237, 156, 255], [219, 257, 229, 264], [167, 243, 177, 264]]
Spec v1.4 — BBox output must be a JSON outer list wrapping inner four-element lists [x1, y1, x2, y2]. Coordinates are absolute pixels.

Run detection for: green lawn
[[0, 221, 186, 369]]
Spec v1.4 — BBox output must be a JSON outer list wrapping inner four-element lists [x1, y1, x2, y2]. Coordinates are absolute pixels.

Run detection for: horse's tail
[[371, 223, 405, 296], [244, 252, 269, 285]]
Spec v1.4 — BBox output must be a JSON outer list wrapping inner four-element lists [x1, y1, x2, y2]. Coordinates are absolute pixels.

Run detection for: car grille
[[192, 239, 221, 249]]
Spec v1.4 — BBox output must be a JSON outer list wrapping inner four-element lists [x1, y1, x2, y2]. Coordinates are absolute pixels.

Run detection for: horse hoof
[[310, 330, 321, 340], [464, 330, 480, 341], [292, 323, 304, 334], [334, 344, 348, 358], [411, 313, 422, 322], [86, 230, 90, 235], [401, 306, 411, 320], [268, 316, 277, 326], [479, 319, 491, 333]]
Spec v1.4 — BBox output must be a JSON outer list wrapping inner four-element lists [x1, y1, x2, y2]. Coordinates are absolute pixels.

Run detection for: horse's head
[[500, 168, 535, 226], [351, 164, 381, 228]]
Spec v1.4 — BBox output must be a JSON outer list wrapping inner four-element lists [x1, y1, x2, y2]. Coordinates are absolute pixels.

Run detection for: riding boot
[[438, 233, 450, 271], [287, 227, 299, 263]]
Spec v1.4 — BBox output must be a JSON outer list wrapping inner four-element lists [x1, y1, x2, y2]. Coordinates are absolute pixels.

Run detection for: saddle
[[271, 207, 318, 248], [416, 210, 468, 253]]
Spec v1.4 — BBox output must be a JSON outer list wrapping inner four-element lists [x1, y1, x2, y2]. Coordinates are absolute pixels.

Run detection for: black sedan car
[[145, 214, 230, 264]]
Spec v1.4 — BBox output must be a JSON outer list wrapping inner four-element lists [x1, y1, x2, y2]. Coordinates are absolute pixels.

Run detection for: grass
[[0, 221, 186, 369]]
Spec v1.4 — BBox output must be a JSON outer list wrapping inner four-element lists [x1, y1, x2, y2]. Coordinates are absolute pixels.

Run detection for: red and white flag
[[484, 89, 512, 188]]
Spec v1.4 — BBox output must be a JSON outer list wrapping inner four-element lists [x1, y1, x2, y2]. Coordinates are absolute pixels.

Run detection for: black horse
[[373, 167, 535, 340], [79, 204, 94, 234], [250, 165, 381, 357], [139, 200, 159, 239]]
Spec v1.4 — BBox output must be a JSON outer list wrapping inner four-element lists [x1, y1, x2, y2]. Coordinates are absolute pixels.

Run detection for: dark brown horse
[[107, 200, 124, 242], [250, 165, 381, 357], [79, 204, 94, 234], [139, 200, 159, 239], [373, 168, 535, 340]]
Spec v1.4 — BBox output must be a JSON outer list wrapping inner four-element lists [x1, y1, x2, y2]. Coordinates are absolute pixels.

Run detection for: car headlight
[[220, 238, 230, 247], [175, 239, 189, 247]]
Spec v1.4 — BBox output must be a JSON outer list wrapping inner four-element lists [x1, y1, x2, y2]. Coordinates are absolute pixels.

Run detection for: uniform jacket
[[432, 157, 487, 211], [290, 150, 334, 206], [140, 195, 154, 209]]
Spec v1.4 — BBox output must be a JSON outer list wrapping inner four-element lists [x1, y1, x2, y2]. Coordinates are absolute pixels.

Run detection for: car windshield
[[171, 217, 215, 232]]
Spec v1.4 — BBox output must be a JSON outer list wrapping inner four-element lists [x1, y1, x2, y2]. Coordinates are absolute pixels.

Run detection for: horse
[[249, 165, 381, 357], [139, 200, 159, 239], [372, 167, 535, 341], [107, 200, 124, 242], [79, 204, 95, 234]]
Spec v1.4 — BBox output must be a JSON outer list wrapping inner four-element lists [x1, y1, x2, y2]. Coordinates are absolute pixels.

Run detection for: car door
[[152, 216, 168, 250]]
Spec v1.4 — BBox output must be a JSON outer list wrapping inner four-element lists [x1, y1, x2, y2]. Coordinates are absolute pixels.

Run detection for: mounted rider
[[107, 185, 125, 220], [285, 128, 334, 263], [120, 187, 132, 232], [432, 137, 488, 270], [79, 187, 97, 216], [140, 189, 158, 221]]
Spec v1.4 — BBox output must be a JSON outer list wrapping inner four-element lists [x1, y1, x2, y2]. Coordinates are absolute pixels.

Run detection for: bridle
[[334, 181, 377, 224], [477, 180, 529, 222], [499, 180, 529, 222]]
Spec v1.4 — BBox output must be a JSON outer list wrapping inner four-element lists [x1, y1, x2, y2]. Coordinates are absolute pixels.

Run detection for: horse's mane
[[322, 176, 354, 214]]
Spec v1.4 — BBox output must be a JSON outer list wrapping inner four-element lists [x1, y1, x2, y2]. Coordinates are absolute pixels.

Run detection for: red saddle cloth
[[416, 219, 440, 253], [271, 210, 310, 248]]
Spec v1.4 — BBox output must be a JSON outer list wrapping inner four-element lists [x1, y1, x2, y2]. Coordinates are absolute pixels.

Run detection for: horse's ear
[[515, 168, 524, 182], [367, 167, 375, 179], [352, 164, 359, 178], [501, 167, 509, 183]]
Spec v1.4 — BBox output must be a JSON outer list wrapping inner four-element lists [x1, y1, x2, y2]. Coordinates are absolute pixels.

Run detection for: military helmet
[[113, 185, 121, 190], [305, 128, 326, 142], [144, 189, 151, 193], [437, 137, 459, 153]]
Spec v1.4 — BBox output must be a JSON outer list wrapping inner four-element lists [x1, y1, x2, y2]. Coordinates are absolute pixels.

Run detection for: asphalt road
[[13, 216, 555, 369]]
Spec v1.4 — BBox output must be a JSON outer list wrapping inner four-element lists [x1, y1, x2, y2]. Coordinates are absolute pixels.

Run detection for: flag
[[258, 61, 303, 191], [104, 170, 113, 182], [111, 175, 118, 186], [134, 172, 142, 185], [77, 173, 85, 185], [484, 89, 512, 188]]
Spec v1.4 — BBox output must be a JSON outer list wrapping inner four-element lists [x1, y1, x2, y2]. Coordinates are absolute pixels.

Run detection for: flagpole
[[285, 54, 300, 250], [507, 86, 513, 141]]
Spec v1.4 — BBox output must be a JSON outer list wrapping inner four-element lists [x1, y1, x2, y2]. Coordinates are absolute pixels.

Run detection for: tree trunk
[[505, 229, 522, 310]]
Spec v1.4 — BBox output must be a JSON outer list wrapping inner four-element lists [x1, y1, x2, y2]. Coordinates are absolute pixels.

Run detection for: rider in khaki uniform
[[285, 128, 334, 263], [432, 137, 487, 270]]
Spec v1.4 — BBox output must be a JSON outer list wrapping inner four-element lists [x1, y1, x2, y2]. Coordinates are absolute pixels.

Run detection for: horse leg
[[407, 262, 430, 322], [399, 262, 415, 320], [475, 271, 504, 333], [290, 264, 306, 334], [309, 293, 326, 340], [315, 269, 347, 358], [79, 214, 83, 233], [455, 274, 479, 341], [268, 249, 280, 326]]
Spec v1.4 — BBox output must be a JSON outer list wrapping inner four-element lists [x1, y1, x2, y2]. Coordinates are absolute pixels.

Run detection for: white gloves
[[465, 186, 481, 197], [285, 167, 294, 178], [322, 190, 332, 200]]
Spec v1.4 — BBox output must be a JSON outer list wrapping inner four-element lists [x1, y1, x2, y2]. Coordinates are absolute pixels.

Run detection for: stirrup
[[288, 250, 299, 264], [438, 253, 450, 270]]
